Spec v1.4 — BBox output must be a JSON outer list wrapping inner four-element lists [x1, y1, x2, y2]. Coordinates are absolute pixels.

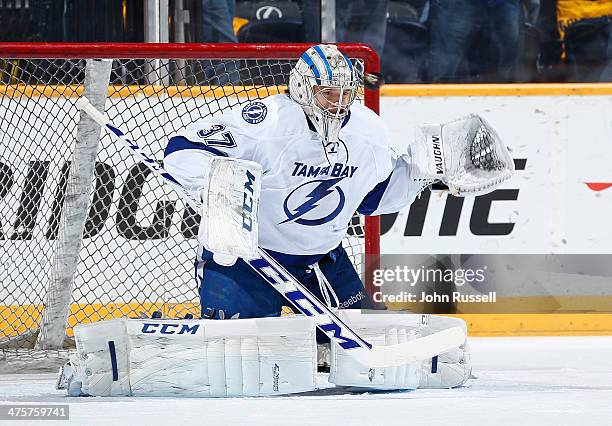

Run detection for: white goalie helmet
[[289, 44, 361, 144]]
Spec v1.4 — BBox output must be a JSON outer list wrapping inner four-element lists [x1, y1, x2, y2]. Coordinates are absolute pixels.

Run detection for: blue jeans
[[335, 0, 388, 59], [565, 16, 612, 82], [201, 0, 237, 43], [604, 27, 612, 81], [427, 0, 521, 83], [198, 0, 239, 84], [197, 245, 367, 319]]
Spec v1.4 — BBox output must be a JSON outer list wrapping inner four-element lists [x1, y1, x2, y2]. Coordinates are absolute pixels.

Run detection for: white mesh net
[[0, 53, 375, 371]]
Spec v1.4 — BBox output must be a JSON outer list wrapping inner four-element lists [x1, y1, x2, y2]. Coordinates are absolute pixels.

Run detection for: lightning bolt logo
[[281, 177, 346, 226]]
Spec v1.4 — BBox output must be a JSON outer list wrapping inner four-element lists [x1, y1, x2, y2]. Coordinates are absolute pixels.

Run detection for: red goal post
[[0, 43, 381, 369]]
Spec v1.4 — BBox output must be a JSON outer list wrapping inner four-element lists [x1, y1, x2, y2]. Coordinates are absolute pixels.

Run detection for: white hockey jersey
[[164, 94, 423, 263]]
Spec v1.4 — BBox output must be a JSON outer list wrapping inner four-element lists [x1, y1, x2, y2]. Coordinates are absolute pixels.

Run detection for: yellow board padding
[[0, 85, 287, 99], [0, 302, 200, 338], [2, 302, 612, 338], [384, 295, 612, 336], [380, 83, 612, 96], [0, 305, 44, 337], [387, 296, 612, 315], [451, 314, 612, 336], [5, 83, 612, 99], [456, 296, 612, 314]]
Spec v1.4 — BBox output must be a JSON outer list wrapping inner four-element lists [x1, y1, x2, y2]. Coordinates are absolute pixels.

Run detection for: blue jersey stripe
[[313, 45, 333, 81], [164, 136, 229, 158], [301, 52, 321, 85], [357, 171, 393, 215]]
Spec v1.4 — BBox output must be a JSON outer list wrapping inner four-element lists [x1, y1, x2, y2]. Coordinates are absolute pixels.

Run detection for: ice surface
[[0, 336, 611, 425]]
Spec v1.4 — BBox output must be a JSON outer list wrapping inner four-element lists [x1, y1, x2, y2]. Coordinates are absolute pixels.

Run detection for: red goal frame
[[0, 42, 381, 294]]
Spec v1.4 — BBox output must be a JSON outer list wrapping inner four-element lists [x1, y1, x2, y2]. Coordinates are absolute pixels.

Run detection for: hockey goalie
[[59, 44, 514, 397]]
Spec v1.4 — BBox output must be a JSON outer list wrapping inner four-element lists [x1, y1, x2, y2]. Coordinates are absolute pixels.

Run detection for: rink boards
[[2, 83, 612, 336], [379, 83, 612, 332]]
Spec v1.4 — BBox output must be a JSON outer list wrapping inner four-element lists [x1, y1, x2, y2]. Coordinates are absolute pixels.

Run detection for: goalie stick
[[76, 97, 464, 368]]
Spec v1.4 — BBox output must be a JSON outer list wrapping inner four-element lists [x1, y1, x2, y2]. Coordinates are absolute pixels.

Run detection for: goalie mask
[[289, 44, 361, 145]]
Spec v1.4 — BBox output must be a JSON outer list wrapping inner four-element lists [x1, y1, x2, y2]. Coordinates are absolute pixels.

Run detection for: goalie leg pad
[[328, 312, 470, 390], [419, 315, 472, 389], [74, 318, 131, 397], [419, 340, 471, 389], [72, 316, 317, 397], [328, 311, 423, 390]]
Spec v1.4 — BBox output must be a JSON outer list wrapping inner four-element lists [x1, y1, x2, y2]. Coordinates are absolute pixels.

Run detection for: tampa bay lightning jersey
[[164, 94, 423, 262]]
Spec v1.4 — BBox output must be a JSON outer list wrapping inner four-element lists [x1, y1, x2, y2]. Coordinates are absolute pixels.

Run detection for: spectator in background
[[602, 26, 612, 81], [335, 0, 389, 60], [380, 0, 429, 83], [427, 0, 536, 83], [556, 0, 612, 82], [200, 0, 237, 43], [197, 0, 240, 84], [528, 0, 563, 82]]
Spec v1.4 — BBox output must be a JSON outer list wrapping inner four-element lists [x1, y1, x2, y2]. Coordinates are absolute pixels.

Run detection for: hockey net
[[0, 43, 380, 371]]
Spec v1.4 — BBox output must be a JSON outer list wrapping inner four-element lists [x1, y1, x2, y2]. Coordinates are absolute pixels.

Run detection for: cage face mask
[[289, 44, 360, 144]]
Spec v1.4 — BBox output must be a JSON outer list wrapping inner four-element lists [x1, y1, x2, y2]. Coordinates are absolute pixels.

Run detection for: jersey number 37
[[197, 124, 237, 148]]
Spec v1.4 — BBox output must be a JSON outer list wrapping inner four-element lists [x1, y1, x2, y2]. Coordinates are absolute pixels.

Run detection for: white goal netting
[[0, 47, 378, 371]]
